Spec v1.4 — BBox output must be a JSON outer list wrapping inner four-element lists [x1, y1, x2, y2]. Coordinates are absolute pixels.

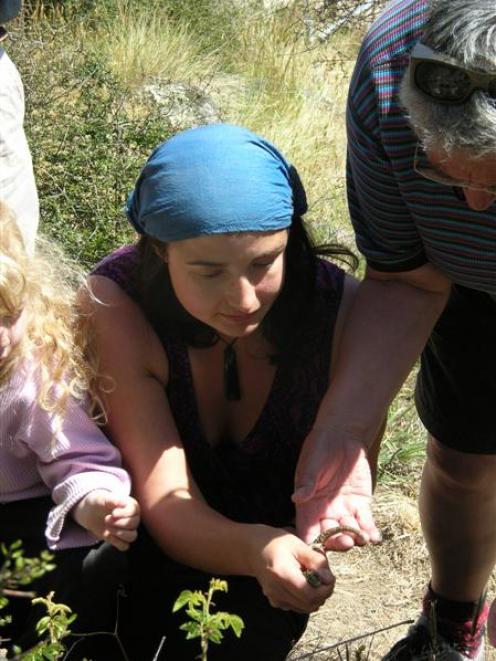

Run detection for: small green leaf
[[207, 628, 224, 644], [209, 578, 228, 594], [172, 590, 195, 612], [180, 621, 201, 639], [185, 606, 203, 622], [228, 615, 245, 637]]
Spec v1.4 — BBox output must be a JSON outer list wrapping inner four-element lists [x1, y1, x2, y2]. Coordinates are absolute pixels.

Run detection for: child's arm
[[72, 489, 140, 551], [22, 374, 137, 550]]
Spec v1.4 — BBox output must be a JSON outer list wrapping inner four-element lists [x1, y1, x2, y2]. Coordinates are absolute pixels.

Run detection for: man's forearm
[[314, 274, 450, 447]]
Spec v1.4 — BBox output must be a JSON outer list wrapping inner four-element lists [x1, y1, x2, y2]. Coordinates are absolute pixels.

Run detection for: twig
[[63, 630, 130, 661], [63, 586, 130, 661], [151, 636, 166, 661], [290, 619, 414, 660], [2, 588, 36, 599]]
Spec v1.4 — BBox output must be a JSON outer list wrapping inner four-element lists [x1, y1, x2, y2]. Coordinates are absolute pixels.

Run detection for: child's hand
[[72, 489, 140, 551]]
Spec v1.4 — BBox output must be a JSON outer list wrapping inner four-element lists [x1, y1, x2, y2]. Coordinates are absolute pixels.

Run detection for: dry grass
[[222, 9, 360, 242], [79, 1, 363, 243], [378, 371, 426, 493], [83, 1, 219, 90]]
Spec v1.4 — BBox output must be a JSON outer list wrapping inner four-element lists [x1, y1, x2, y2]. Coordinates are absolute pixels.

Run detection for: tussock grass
[[80, 1, 360, 241], [217, 8, 359, 242], [84, 1, 219, 90]]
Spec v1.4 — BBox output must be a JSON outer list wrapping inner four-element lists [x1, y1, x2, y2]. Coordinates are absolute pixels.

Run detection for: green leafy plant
[[0, 541, 56, 594], [0, 541, 74, 660], [19, 592, 76, 660], [173, 577, 244, 660]]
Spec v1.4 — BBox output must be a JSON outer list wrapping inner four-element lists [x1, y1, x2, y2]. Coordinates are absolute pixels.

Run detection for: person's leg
[[416, 286, 496, 607], [125, 575, 307, 661], [385, 286, 496, 660], [10, 542, 127, 660], [420, 437, 496, 603], [56, 543, 128, 661], [384, 440, 495, 660], [0, 497, 127, 659]]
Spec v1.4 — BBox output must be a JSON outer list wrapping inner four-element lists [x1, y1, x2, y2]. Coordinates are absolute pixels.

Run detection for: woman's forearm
[[141, 487, 274, 576]]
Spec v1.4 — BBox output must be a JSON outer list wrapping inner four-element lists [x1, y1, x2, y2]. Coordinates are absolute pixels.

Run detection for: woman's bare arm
[[82, 275, 334, 612]]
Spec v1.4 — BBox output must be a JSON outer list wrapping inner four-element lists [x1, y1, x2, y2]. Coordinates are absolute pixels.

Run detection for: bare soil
[[291, 485, 496, 660]]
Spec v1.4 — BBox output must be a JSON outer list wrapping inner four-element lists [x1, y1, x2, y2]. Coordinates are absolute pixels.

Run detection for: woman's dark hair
[[134, 216, 357, 363]]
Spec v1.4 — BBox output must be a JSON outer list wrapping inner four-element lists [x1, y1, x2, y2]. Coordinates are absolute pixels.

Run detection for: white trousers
[[0, 46, 39, 253]]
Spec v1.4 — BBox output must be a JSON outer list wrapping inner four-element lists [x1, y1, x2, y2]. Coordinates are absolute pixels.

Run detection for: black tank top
[[93, 246, 344, 527]]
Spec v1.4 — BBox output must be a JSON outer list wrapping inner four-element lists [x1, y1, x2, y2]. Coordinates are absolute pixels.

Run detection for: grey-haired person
[[0, 0, 39, 253], [293, 1, 496, 659]]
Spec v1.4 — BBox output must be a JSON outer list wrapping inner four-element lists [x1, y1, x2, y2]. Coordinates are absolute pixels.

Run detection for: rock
[[143, 81, 222, 129]]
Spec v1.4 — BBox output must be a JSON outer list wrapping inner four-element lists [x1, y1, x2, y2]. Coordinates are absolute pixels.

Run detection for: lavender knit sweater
[[0, 361, 131, 550]]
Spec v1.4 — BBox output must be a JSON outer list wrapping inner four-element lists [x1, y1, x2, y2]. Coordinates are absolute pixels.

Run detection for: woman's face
[[161, 229, 288, 339]]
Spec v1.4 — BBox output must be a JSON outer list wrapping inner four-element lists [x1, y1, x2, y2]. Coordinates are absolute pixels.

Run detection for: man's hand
[[293, 429, 381, 550]]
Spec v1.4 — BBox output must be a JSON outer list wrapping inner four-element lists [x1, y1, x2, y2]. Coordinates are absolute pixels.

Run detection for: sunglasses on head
[[410, 42, 496, 105]]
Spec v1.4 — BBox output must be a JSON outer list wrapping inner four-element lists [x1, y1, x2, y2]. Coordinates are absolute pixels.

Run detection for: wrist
[[242, 524, 278, 578], [308, 421, 377, 452], [72, 489, 109, 521]]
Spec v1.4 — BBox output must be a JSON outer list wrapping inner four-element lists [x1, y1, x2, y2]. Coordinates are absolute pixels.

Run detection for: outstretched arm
[[294, 264, 451, 548], [84, 275, 334, 613]]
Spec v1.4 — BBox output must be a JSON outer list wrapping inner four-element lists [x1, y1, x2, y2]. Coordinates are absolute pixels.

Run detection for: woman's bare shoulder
[[84, 274, 168, 383]]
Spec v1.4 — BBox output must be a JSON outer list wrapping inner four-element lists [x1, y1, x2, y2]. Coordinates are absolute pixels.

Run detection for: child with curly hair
[[0, 200, 139, 656]]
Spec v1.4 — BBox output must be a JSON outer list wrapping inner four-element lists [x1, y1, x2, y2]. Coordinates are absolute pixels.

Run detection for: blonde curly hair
[[0, 200, 100, 420]]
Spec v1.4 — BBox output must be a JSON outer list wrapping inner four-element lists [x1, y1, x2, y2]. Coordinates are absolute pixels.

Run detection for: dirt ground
[[290, 485, 496, 660]]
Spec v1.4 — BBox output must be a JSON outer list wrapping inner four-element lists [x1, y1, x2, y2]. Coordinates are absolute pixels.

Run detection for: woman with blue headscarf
[[86, 124, 376, 660]]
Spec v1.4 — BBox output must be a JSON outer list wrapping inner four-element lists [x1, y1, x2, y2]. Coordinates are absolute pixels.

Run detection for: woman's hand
[[249, 526, 335, 613]]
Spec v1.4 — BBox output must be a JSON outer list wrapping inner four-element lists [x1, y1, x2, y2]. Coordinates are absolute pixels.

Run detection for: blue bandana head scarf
[[126, 124, 307, 242]]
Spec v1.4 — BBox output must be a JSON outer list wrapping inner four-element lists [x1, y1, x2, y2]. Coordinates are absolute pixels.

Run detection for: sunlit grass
[[83, 0, 219, 90], [82, 1, 360, 240], [378, 370, 426, 489], [203, 8, 358, 245]]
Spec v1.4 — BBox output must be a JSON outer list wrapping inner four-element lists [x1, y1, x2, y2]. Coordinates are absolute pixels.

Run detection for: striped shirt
[[346, 0, 496, 295]]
